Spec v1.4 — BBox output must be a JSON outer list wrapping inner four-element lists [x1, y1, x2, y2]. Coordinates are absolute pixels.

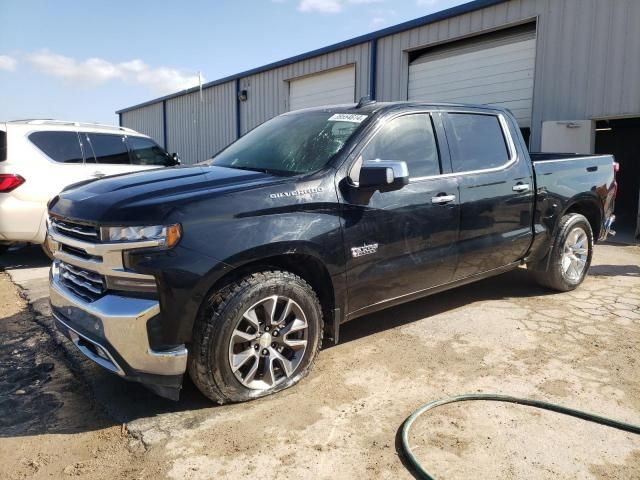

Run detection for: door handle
[[431, 194, 456, 205], [512, 183, 530, 192], [93, 171, 106, 178]]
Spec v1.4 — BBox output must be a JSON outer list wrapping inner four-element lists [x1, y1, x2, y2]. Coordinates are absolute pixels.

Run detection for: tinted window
[[29, 131, 83, 163], [85, 133, 130, 165], [210, 111, 364, 175], [127, 136, 170, 166], [447, 114, 510, 172], [361, 114, 440, 178], [0, 130, 6, 162]]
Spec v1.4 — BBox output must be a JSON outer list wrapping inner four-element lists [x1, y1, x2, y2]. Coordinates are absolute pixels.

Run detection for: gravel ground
[[0, 243, 639, 479]]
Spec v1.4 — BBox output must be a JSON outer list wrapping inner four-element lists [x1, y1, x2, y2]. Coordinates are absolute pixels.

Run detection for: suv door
[[81, 132, 154, 178], [26, 130, 88, 195], [443, 111, 534, 279], [126, 136, 174, 167], [340, 112, 460, 316]]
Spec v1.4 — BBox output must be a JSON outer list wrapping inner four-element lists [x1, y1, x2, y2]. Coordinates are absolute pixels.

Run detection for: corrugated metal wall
[[120, 0, 640, 153], [120, 103, 164, 146], [238, 42, 370, 134], [376, 0, 640, 150], [165, 81, 236, 165]]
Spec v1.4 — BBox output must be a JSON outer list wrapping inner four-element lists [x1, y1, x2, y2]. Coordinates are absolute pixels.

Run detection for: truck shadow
[[589, 264, 640, 277], [0, 244, 51, 270], [338, 267, 551, 345]]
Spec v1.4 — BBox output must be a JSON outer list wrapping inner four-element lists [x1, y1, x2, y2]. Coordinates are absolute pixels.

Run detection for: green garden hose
[[400, 394, 640, 480]]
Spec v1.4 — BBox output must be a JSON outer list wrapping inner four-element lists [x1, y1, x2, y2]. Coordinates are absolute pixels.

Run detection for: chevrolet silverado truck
[[47, 101, 617, 402]]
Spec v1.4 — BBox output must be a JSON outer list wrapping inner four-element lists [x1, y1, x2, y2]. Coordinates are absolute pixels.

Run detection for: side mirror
[[170, 153, 181, 166], [357, 160, 409, 190]]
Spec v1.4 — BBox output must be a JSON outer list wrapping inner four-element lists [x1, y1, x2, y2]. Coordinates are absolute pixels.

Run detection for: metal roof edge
[[116, 0, 506, 114]]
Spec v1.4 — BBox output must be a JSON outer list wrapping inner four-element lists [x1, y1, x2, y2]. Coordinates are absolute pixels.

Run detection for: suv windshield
[[209, 111, 367, 175]]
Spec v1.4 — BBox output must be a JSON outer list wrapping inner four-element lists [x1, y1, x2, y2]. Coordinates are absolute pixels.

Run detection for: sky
[[0, 0, 468, 125]]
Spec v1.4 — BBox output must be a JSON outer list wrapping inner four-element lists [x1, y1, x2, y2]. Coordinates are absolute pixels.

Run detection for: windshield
[[209, 111, 367, 175]]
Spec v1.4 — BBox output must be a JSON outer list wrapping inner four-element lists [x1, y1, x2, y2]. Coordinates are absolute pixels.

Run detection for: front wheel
[[189, 271, 323, 404], [531, 213, 593, 291]]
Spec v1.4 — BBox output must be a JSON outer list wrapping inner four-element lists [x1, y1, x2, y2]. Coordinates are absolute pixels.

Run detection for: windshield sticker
[[328, 113, 368, 123]]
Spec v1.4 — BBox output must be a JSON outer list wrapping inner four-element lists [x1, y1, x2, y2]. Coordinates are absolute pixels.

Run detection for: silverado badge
[[351, 243, 379, 258]]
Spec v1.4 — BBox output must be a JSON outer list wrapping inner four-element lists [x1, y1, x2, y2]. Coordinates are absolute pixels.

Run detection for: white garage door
[[289, 65, 356, 111], [408, 28, 536, 127]]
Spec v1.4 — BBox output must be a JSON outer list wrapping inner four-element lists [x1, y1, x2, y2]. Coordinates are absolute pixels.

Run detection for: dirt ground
[[1, 243, 639, 479]]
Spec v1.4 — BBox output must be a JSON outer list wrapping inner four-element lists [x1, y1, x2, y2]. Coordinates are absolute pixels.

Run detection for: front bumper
[[48, 236, 189, 399]]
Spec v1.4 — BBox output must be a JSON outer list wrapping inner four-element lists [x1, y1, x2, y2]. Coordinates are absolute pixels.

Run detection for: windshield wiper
[[222, 165, 294, 177]]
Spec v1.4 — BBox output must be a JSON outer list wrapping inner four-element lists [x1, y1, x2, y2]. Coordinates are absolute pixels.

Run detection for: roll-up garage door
[[408, 25, 536, 127], [289, 65, 356, 111]]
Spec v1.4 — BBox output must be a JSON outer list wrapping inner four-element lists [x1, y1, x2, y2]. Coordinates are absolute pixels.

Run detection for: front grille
[[52, 218, 99, 242], [59, 261, 105, 303], [60, 244, 101, 262]]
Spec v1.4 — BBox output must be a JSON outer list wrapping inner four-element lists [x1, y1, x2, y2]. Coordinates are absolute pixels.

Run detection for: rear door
[[341, 111, 460, 316], [443, 111, 534, 279], [25, 130, 89, 196]]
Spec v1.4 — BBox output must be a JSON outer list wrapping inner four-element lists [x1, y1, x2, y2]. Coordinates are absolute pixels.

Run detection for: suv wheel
[[532, 213, 593, 291], [189, 271, 323, 404]]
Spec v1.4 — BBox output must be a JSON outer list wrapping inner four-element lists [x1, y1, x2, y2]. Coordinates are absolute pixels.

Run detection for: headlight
[[101, 224, 182, 247]]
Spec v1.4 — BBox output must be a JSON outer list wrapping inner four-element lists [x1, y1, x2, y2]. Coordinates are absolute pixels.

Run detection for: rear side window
[[84, 133, 130, 165], [127, 136, 170, 166], [29, 131, 83, 163], [447, 113, 510, 172], [0, 130, 6, 162], [361, 114, 440, 178]]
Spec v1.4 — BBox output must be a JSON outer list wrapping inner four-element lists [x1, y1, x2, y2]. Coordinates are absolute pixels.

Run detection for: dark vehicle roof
[[284, 101, 510, 117]]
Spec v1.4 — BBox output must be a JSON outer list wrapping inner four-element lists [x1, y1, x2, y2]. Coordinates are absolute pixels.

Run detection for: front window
[[127, 136, 172, 166], [209, 111, 367, 176]]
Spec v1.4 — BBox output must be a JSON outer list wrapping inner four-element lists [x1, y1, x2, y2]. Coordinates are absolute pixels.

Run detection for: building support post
[[162, 100, 168, 150], [369, 38, 378, 100]]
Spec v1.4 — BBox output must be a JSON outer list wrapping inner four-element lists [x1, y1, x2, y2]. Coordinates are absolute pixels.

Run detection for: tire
[[532, 213, 593, 292], [189, 270, 323, 404], [0, 244, 10, 256]]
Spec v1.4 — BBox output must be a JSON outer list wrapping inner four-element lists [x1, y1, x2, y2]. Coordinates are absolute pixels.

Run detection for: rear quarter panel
[[528, 154, 615, 262]]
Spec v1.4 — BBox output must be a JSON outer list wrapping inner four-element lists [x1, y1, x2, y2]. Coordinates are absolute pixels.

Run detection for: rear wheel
[[532, 213, 593, 291], [189, 270, 323, 404]]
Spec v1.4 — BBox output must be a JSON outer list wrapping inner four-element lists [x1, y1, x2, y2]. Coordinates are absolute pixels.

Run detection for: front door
[[340, 112, 460, 316]]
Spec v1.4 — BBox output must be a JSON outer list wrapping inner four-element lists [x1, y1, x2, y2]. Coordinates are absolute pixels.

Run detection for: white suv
[[0, 120, 179, 256]]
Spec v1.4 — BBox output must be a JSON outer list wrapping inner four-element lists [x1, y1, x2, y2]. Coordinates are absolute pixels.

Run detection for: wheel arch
[[192, 244, 340, 343], [563, 196, 603, 240]]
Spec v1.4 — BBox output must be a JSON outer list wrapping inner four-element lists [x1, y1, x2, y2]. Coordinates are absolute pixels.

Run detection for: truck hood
[[49, 165, 282, 224]]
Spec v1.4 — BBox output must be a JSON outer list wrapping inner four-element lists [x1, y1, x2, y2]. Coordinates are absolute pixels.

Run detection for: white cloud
[[27, 50, 202, 94], [298, 0, 382, 14], [0, 55, 17, 72]]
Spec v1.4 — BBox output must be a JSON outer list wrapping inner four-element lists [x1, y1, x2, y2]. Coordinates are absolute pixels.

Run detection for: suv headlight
[[101, 224, 182, 247]]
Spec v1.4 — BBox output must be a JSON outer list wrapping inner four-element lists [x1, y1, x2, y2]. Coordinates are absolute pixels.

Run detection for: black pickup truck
[[47, 101, 617, 401]]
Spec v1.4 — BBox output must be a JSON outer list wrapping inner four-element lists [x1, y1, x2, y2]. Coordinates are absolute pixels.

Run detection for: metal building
[[117, 0, 640, 238]]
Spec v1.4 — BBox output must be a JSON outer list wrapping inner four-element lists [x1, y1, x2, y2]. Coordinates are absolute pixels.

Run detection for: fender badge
[[351, 243, 378, 258], [270, 187, 324, 199]]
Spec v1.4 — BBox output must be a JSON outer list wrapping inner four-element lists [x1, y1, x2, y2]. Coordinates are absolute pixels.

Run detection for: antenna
[[356, 96, 375, 109]]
